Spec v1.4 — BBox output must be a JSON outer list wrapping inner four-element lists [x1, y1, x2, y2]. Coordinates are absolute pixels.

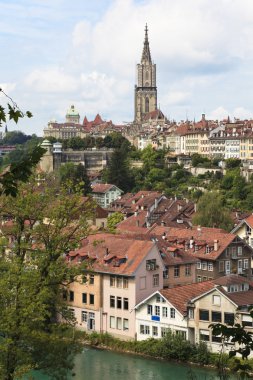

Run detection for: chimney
[[194, 203, 197, 213], [136, 220, 140, 227], [134, 211, 138, 217], [154, 198, 158, 209], [214, 240, 218, 251]]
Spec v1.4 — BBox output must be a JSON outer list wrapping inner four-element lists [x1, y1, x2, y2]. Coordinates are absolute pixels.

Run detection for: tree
[[107, 212, 124, 232], [103, 147, 133, 192], [59, 163, 91, 195], [2, 131, 31, 145], [0, 175, 92, 379], [225, 158, 241, 169], [192, 192, 233, 231], [0, 88, 44, 196]]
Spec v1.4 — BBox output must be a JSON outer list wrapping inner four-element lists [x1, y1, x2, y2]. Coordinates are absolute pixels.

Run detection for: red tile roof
[[160, 281, 215, 315], [67, 233, 156, 276], [92, 183, 120, 194], [149, 226, 235, 260]]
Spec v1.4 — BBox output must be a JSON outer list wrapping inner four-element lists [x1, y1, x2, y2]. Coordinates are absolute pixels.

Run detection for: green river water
[[25, 347, 237, 380]]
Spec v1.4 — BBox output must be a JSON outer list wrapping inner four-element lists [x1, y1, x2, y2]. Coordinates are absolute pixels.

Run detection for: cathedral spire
[[141, 23, 152, 63]]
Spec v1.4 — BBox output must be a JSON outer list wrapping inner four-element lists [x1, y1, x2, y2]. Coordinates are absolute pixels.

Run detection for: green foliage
[[58, 163, 91, 195], [2, 131, 31, 145], [107, 212, 124, 232], [0, 176, 92, 379], [191, 153, 211, 167], [0, 90, 44, 196], [226, 158, 241, 169], [193, 192, 233, 231]]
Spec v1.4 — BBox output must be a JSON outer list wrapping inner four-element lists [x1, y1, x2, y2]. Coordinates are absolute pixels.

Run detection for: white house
[[135, 290, 188, 341]]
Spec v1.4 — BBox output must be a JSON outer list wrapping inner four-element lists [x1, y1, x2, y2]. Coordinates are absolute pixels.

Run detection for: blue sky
[[1, 0, 253, 135]]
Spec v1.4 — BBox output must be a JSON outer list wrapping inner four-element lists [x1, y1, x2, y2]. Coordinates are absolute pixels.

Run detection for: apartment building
[[66, 233, 164, 339]]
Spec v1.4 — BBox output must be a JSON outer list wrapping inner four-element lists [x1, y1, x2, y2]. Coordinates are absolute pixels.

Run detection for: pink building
[[67, 233, 164, 339]]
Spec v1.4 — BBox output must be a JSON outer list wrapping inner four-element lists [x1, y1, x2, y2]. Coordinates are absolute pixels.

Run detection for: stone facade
[[134, 25, 157, 122]]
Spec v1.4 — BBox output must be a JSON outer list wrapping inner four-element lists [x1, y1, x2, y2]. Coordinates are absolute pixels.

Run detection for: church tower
[[134, 24, 157, 122]]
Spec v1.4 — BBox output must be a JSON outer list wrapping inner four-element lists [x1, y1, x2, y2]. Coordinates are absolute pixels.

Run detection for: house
[[232, 214, 253, 250], [135, 274, 253, 355], [66, 233, 165, 339], [91, 184, 123, 208], [150, 226, 253, 281]]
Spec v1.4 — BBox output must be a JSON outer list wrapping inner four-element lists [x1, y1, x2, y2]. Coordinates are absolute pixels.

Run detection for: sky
[[1, 0, 253, 136]]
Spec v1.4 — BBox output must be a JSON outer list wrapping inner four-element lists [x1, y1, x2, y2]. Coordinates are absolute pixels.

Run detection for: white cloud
[[24, 68, 78, 93], [162, 91, 191, 106]]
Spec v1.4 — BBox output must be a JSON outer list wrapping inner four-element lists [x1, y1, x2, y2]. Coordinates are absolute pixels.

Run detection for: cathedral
[[134, 24, 158, 122]]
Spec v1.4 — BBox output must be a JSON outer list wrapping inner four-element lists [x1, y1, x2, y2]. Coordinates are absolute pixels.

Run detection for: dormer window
[[205, 245, 210, 254]]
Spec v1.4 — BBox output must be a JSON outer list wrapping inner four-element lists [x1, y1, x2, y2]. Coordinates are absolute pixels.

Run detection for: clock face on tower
[[134, 25, 157, 122]]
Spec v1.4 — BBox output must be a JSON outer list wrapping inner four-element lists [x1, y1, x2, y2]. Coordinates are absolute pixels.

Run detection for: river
[[26, 347, 234, 380]]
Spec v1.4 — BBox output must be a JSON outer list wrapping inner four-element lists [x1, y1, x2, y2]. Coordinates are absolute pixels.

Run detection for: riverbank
[[63, 327, 253, 378]]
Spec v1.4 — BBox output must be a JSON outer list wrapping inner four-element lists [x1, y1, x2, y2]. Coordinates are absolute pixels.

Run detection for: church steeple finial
[[141, 23, 152, 63]]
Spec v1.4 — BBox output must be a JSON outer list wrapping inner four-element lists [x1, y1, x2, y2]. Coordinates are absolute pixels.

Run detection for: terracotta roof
[[225, 290, 253, 307], [67, 233, 156, 276], [214, 274, 253, 287], [160, 281, 215, 315], [149, 226, 235, 260], [92, 183, 119, 194], [245, 214, 253, 229]]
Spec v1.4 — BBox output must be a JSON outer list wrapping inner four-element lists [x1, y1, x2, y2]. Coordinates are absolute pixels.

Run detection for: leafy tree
[[2, 131, 31, 145], [0, 88, 44, 196], [107, 212, 124, 232], [0, 175, 92, 379], [191, 153, 210, 167], [225, 158, 241, 169], [192, 192, 233, 231], [59, 163, 91, 195], [67, 137, 85, 150]]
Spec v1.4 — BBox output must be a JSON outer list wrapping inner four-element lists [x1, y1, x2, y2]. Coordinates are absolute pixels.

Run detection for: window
[[140, 276, 146, 290], [176, 330, 186, 340], [200, 330, 209, 342], [185, 264, 191, 276], [123, 278, 128, 289], [89, 294, 95, 305], [117, 297, 122, 309], [170, 308, 175, 318], [238, 246, 242, 256], [163, 269, 169, 279], [174, 265, 180, 277], [197, 262, 201, 270], [152, 326, 158, 336], [225, 260, 231, 273], [123, 298, 129, 310], [188, 308, 194, 319], [110, 276, 115, 287], [202, 261, 207, 270], [153, 274, 159, 287], [81, 311, 87, 322], [219, 261, 224, 272], [82, 293, 87, 304], [116, 277, 123, 288], [199, 309, 209, 321], [212, 311, 222, 322], [89, 274, 94, 285], [155, 306, 160, 316], [244, 259, 249, 269], [161, 327, 169, 337], [140, 325, 150, 335], [212, 334, 222, 343], [197, 276, 202, 282], [212, 295, 221, 306], [123, 318, 129, 331], [208, 262, 213, 271], [224, 313, 234, 325], [117, 317, 122, 330], [69, 291, 74, 302], [110, 295, 115, 308], [110, 316, 115, 329], [147, 304, 153, 315], [162, 307, 168, 318], [62, 290, 67, 300]]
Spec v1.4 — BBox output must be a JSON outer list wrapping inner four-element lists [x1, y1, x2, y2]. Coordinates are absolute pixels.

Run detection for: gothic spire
[[141, 23, 152, 63]]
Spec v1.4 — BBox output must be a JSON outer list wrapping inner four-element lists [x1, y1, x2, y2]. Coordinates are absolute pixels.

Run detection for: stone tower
[[134, 24, 157, 122]]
